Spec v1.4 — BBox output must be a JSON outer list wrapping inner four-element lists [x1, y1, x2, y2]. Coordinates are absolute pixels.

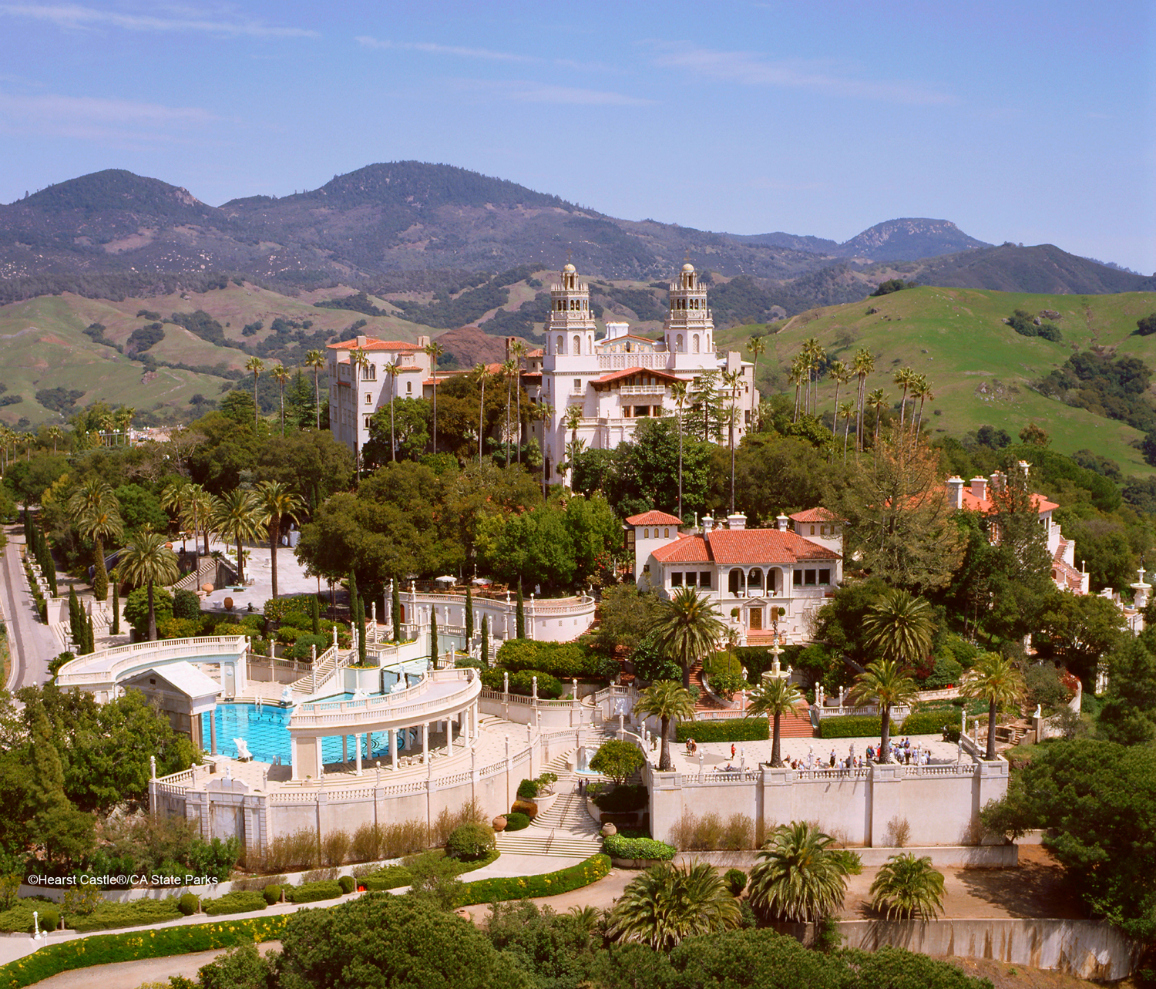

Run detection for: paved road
[[2, 525, 58, 691]]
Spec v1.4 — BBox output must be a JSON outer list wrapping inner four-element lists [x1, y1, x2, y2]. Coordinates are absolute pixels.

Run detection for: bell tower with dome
[[664, 262, 713, 367], [545, 262, 597, 358]]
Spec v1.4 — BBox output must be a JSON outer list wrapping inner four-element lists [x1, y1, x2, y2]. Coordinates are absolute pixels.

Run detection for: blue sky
[[0, 1, 1153, 273]]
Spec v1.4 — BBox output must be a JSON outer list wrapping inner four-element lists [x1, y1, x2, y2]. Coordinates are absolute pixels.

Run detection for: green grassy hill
[[716, 286, 1156, 476]]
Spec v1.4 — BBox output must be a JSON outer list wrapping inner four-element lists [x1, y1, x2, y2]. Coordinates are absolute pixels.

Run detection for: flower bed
[[0, 915, 291, 989]]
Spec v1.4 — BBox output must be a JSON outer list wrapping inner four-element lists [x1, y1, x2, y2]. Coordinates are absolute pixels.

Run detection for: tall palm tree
[[563, 403, 583, 488], [536, 401, 554, 499], [962, 652, 1026, 760], [839, 401, 855, 460], [117, 532, 180, 641], [867, 387, 888, 449], [69, 479, 123, 602], [184, 483, 213, 561], [633, 680, 696, 771], [828, 359, 850, 435], [801, 338, 824, 414], [670, 380, 689, 520], [893, 366, 916, 431], [722, 368, 742, 514], [864, 588, 934, 666], [244, 356, 264, 430], [304, 349, 325, 430], [501, 358, 517, 466], [270, 364, 291, 436], [648, 585, 727, 690], [746, 334, 766, 394], [608, 861, 741, 951], [115, 406, 135, 445], [847, 660, 919, 763], [746, 676, 803, 768], [256, 480, 304, 601], [209, 489, 265, 584], [747, 821, 856, 924], [910, 374, 933, 438], [383, 360, 400, 462], [422, 340, 445, 453], [508, 339, 527, 462], [46, 425, 63, 454], [473, 363, 492, 462], [852, 348, 875, 452], [160, 479, 191, 551], [869, 853, 946, 920]]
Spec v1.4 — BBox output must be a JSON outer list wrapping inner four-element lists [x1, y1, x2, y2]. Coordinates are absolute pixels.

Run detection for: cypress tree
[[464, 584, 474, 642], [516, 581, 525, 640], [310, 595, 320, 635], [430, 607, 438, 665], [348, 570, 358, 623], [68, 586, 80, 646], [357, 595, 367, 666], [392, 580, 402, 643], [44, 533, 58, 598], [111, 581, 120, 636], [85, 612, 95, 654], [481, 615, 489, 667]]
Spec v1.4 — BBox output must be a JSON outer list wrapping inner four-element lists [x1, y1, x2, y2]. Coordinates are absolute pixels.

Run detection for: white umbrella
[[434, 575, 455, 584]]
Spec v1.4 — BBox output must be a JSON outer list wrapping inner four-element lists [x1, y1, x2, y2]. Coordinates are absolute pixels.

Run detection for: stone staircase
[[495, 743, 606, 860]]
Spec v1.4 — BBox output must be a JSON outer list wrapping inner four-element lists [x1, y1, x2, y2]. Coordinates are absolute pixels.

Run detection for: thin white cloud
[[480, 81, 655, 107], [650, 43, 956, 106], [356, 36, 537, 63], [0, 3, 317, 38], [0, 89, 214, 144]]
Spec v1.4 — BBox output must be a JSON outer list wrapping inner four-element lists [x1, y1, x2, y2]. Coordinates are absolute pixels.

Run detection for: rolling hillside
[[716, 287, 1156, 476]]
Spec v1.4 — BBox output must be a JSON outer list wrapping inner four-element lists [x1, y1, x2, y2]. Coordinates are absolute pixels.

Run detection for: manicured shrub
[[262, 885, 281, 905], [445, 822, 496, 862], [288, 633, 329, 661], [454, 854, 611, 907], [516, 778, 539, 800], [817, 715, 883, 739], [675, 719, 768, 743], [503, 812, 530, 832], [602, 834, 676, 861], [901, 710, 959, 736], [201, 891, 266, 915], [65, 898, 182, 932], [338, 875, 355, 895], [480, 667, 564, 698], [362, 865, 412, 892], [172, 588, 201, 621], [286, 880, 343, 904], [511, 798, 538, 820], [725, 868, 747, 896], [177, 892, 199, 916], [493, 640, 604, 678]]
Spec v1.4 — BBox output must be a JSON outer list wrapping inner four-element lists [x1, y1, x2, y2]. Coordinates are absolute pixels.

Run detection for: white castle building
[[526, 262, 759, 485]]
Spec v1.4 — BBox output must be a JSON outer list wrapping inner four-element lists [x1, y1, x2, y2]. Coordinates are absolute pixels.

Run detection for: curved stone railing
[[289, 669, 481, 735], [55, 635, 248, 690]]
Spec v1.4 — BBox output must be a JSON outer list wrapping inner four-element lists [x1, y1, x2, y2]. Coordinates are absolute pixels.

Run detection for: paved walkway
[[2, 524, 60, 691]]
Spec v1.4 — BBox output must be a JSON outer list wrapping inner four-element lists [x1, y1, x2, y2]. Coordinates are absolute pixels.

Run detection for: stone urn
[[492, 815, 507, 832], [600, 823, 617, 838], [223, 597, 234, 612]]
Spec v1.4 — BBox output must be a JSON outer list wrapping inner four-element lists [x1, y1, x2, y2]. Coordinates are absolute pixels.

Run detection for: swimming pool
[[201, 702, 419, 766]]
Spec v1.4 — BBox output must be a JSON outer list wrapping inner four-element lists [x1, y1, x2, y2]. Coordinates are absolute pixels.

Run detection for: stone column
[[355, 734, 363, 776], [342, 735, 348, 765], [209, 713, 217, 756], [422, 722, 429, 764], [388, 729, 395, 770]]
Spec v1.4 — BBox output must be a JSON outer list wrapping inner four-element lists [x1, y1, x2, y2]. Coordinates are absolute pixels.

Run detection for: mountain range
[[2, 162, 1151, 312]]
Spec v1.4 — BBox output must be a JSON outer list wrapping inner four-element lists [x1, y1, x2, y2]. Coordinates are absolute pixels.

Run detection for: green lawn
[[716, 286, 1156, 476]]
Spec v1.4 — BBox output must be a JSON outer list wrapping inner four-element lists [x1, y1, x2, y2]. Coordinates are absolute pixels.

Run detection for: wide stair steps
[[495, 746, 605, 860]]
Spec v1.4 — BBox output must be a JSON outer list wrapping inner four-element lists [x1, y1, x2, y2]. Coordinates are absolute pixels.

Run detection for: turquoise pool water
[[201, 702, 418, 766]]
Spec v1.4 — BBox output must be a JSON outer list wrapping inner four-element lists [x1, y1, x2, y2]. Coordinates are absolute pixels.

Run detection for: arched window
[[663, 527, 669, 538], [676, 334, 683, 351], [644, 528, 650, 539], [692, 335, 700, 353], [573, 335, 581, 355], [748, 568, 764, 591], [556, 335, 564, 353], [728, 569, 741, 594]]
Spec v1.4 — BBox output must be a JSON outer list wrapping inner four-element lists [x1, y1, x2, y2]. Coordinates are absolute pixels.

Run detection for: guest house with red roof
[[626, 509, 843, 642], [945, 464, 1090, 594], [326, 334, 432, 457]]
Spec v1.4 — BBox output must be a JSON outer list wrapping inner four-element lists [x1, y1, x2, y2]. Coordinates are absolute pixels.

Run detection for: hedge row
[[287, 880, 343, 903], [817, 715, 883, 739], [494, 640, 604, 679], [675, 720, 768, 743], [602, 835, 676, 861], [0, 915, 291, 989], [455, 854, 611, 907], [480, 668, 564, 698], [900, 710, 961, 736], [202, 890, 267, 916]]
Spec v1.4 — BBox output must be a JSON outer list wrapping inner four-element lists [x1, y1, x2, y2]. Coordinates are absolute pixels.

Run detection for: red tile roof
[[328, 338, 422, 352], [959, 490, 1059, 514], [626, 511, 683, 526], [789, 507, 839, 523], [593, 367, 682, 385], [651, 528, 839, 565]]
